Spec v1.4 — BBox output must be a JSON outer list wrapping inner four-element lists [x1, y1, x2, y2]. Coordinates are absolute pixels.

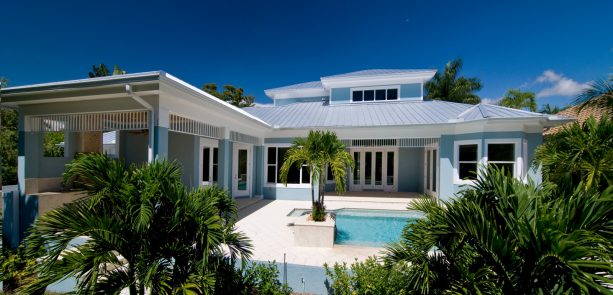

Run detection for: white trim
[[484, 138, 522, 179], [264, 145, 311, 188], [453, 140, 482, 185], [199, 138, 219, 187], [320, 70, 436, 89], [232, 142, 252, 197]]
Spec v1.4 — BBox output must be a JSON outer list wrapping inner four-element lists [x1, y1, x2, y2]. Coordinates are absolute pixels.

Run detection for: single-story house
[[0, 69, 571, 202]]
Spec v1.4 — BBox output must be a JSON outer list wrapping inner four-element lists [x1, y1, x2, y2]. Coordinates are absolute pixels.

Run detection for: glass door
[[424, 147, 438, 196], [200, 138, 218, 186], [350, 149, 397, 192], [233, 143, 251, 197]]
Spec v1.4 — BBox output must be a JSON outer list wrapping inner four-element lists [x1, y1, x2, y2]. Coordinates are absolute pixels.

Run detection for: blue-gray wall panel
[[263, 187, 311, 200], [168, 132, 199, 188], [398, 147, 424, 192]]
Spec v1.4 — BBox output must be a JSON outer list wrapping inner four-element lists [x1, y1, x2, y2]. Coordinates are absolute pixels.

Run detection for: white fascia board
[[0, 71, 162, 94], [159, 72, 271, 128], [266, 88, 328, 100], [320, 70, 436, 89]]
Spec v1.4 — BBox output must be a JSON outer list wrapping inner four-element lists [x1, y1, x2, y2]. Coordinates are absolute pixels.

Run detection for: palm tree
[[534, 116, 613, 194], [425, 58, 483, 104], [279, 130, 353, 221], [22, 154, 252, 294], [499, 88, 537, 112], [539, 103, 562, 114], [574, 74, 613, 113], [384, 167, 613, 294]]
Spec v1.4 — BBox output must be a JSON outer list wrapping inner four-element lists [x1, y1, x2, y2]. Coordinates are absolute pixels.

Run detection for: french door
[[350, 149, 397, 192], [200, 138, 219, 186], [232, 143, 252, 197], [424, 147, 438, 196]]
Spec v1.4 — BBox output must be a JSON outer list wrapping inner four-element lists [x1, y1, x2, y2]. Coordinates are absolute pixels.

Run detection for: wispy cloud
[[481, 97, 501, 105], [535, 70, 589, 98]]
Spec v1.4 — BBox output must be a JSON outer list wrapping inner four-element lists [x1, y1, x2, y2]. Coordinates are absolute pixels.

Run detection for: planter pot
[[293, 213, 336, 248]]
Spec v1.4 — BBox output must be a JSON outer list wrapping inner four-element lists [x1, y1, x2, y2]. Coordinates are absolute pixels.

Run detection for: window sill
[[264, 184, 312, 189]]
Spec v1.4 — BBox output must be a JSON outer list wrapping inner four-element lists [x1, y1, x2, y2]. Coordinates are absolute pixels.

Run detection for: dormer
[[321, 69, 436, 105], [264, 69, 436, 106]]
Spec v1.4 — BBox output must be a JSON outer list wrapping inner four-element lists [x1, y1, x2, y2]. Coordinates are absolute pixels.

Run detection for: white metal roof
[[321, 69, 436, 79], [244, 100, 555, 129]]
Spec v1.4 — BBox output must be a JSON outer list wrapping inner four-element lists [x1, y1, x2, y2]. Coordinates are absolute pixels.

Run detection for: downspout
[[125, 84, 155, 163]]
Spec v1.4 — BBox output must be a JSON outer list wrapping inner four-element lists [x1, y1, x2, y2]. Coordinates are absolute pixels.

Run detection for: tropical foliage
[[22, 154, 254, 294], [425, 58, 482, 104], [88, 64, 126, 78], [534, 116, 613, 194], [202, 83, 255, 108], [382, 167, 613, 294], [324, 257, 411, 295], [279, 130, 353, 221], [499, 88, 537, 112], [539, 103, 562, 114], [574, 74, 613, 113], [0, 107, 18, 185]]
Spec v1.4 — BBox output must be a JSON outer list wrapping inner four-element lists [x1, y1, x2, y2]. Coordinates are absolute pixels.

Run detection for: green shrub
[[324, 257, 410, 295]]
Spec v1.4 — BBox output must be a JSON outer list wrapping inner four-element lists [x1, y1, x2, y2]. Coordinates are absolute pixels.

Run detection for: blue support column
[[2, 190, 20, 249], [217, 139, 232, 192], [154, 126, 169, 160]]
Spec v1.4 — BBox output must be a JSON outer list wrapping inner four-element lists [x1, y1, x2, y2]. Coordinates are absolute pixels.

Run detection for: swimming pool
[[334, 209, 420, 247], [287, 208, 422, 247]]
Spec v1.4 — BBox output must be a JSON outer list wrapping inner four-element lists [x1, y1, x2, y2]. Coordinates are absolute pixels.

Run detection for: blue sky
[[1, 0, 611, 108]]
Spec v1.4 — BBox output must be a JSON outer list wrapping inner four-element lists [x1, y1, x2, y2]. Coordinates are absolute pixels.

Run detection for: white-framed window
[[266, 146, 310, 187], [351, 86, 399, 102], [453, 140, 481, 184], [484, 139, 522, 178]]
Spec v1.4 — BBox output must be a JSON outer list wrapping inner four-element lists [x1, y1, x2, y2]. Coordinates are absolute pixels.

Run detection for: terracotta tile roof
[[543, 98, 611, 135]]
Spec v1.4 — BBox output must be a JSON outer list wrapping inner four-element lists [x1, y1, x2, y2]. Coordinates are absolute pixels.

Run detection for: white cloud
[[253, 102, 275, 108], [535, 70, 589, 98], [481, 97, 501, 105]]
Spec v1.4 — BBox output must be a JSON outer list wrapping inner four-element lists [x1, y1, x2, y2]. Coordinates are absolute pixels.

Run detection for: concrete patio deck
[[235, 194, 420, 267]]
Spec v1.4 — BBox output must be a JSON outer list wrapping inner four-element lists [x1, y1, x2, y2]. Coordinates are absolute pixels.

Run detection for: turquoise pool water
[[334, 209, 420, 247]]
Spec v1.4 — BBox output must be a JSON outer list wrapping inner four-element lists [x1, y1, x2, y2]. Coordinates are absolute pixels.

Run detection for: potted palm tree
[[280, 130, 353, 222], [279, 131, 353, 248]]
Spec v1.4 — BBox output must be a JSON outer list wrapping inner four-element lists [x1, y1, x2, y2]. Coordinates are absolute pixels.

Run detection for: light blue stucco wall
[[330, 88, 351, 104], [329, 83, 423, 105], [400, 83, 422, 100], [274, 96, 327, 106], [438, 131, 544, 202], [398, 147, 424, 193]]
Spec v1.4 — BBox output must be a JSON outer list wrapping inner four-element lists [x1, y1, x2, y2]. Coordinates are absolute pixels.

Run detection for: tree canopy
[[425, 58, 482, 104], [0, 77, 18, 185], [202, 83, 255, 108], [499, 88, 537, 112], [88, 64, 126, 78]]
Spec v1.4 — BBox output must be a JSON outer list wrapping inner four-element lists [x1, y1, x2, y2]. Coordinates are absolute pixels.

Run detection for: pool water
[[334, 209, 420, 247]]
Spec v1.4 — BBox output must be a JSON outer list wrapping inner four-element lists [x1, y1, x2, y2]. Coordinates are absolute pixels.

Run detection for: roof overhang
[[264, 87, 327, 100], [0, 71, 271, 128], [320, 70, 436, 89]]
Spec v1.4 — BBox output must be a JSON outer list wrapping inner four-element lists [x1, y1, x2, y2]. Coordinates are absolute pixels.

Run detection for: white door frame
[[232, 142, 252, 197], [424, 146, 439, 197], [349, 147, 398, 192], [199, 138, 219, 187]]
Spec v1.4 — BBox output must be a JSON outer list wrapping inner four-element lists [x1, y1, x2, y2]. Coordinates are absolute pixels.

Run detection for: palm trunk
[[311, 173, 316, 205]]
